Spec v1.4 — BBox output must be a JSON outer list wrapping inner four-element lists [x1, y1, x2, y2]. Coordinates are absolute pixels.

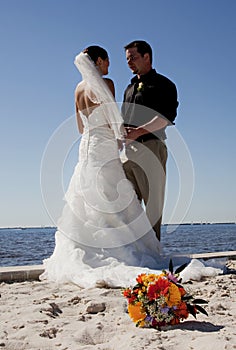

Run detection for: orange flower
[[136, 273, 147, 284], [128, 302, 146, 323], [166, 283, 181, 307]]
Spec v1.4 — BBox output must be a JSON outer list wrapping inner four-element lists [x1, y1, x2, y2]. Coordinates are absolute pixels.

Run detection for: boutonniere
[[137, 82, 145, 92]]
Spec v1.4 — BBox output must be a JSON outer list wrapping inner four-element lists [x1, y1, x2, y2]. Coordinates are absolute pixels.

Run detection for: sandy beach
[[0, 260, 235, 350]]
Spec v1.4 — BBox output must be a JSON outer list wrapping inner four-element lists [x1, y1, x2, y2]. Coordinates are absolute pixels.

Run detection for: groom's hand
[[125, 127, 145, 146]]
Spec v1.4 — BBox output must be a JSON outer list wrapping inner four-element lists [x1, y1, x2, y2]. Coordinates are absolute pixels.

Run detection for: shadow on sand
[[163, 320, 224, 333]]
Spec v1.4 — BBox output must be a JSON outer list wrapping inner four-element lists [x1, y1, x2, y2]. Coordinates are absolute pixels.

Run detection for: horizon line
[[0, 221, 235, 230]]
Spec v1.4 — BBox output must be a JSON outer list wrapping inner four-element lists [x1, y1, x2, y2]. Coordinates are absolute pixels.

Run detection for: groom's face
[[126, 47, 146, 75]]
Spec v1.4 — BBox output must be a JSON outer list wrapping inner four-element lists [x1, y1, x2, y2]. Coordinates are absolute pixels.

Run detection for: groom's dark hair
[[124, 40, 153, 64], [83, 45, 108, 64]]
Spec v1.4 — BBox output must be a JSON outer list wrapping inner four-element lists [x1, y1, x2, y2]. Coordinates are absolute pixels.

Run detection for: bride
[[40, 46, 221, 288]]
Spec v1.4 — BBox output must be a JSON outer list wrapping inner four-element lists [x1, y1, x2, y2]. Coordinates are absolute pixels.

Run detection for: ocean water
[[0, 224, 235, 267]]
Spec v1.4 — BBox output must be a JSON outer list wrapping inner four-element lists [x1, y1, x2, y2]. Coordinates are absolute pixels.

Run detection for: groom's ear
[[143, 53, 150, 62]]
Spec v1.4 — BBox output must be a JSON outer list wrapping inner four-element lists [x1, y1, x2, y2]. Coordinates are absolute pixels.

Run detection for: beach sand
[[0, 260, 235, 350]]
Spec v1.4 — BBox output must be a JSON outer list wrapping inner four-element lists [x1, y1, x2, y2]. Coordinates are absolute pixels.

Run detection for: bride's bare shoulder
[[75, 81, 86, 95], [103, 78, 115, 97], [75, 81, 99, 115], [75, 81, 89, 104]]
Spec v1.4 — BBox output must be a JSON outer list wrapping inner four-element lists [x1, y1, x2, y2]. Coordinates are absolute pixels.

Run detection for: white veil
[[74, 52, 125, 140]]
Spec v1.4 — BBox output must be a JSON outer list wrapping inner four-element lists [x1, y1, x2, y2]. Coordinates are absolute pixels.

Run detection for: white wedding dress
[[41, 105, 166, 288], [40, 53, 222, 288]]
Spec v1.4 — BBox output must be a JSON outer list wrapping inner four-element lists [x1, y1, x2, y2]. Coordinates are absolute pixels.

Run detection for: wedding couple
[[41, 41, 221, 288]]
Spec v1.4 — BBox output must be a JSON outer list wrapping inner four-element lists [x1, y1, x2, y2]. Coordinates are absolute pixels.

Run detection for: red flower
[[170, 317, 181, 325], [123, 288, 138, 304], [123, 289, 131, 298], [147, 277, 170, 301], [174, 301, 189, 320], [179, 287, 187, 297]]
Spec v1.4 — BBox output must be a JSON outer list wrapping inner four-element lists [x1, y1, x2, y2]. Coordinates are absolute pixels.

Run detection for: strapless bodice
[[78, 107, 120, 165]]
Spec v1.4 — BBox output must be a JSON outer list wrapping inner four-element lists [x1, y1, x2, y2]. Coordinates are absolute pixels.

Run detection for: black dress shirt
[[122, 69, 179, 141]]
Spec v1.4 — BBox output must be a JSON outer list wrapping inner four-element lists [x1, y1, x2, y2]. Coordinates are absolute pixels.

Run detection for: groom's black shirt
[[122, 69, 179, 142]]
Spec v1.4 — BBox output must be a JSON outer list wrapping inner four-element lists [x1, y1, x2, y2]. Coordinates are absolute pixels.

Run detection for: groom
[[122, 40, 179, 241]]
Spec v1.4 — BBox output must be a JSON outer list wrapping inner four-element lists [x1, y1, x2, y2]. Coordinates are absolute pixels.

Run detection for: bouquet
[[123, 260, 208, 328]]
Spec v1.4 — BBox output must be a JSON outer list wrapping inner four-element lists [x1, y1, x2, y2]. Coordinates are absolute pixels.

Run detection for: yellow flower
[[138, 290, 143, 296], [166, 283, 181, 307], [143, 273, 157, 285]]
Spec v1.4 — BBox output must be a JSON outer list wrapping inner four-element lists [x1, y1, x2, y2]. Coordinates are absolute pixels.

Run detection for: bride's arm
[[75, 87, 84, 134], [104, 78, 115, 97], [75, 104, 84, 134]]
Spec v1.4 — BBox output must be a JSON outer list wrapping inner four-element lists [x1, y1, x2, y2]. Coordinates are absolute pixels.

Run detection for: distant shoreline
[[0, 222, 235, 230], [163, 222, 236, 226]]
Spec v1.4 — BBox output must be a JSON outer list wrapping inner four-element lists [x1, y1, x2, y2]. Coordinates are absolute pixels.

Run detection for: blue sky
[[0, 0, 235, 227]]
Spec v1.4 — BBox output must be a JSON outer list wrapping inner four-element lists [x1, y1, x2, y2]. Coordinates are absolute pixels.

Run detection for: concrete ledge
[[0, 265, 44, 282], [0, 251, 235, 283], [179, 251, 236, 260]]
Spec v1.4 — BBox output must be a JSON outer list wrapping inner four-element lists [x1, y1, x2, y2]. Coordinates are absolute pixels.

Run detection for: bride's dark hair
[[83, 45, 108, 64]]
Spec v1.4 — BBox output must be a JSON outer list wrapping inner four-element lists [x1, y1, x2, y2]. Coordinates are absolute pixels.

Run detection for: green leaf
[[175, 263, 188, 274], [192, 299, 208, 304], [169, 259, 173, 274], [182, 295, 193, 301], [195, 304, 208, 316], [187, 304, 197, 318]]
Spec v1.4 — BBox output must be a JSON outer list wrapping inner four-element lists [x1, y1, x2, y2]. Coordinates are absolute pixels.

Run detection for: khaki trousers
[[123, 139, 167, 241]]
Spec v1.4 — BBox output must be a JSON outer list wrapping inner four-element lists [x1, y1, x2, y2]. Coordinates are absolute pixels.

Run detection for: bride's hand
[[117, 139, 124, 151]]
